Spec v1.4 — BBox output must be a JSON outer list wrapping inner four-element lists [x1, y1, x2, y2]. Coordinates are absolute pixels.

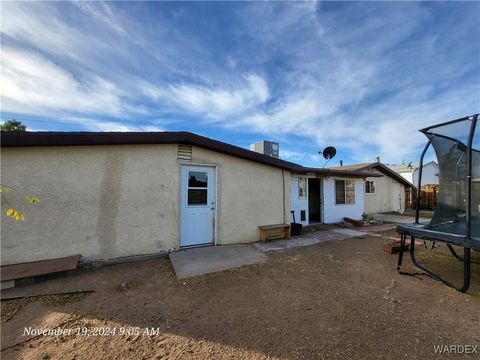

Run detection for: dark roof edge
[[358, 163, 414, 187], [1, 131, 371, 177], [296, 167, 382, 178], [1, 131, 303, 171]]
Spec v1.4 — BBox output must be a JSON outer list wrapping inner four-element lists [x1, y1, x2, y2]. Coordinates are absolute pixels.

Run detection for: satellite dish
[[322, 146, 337, 160]]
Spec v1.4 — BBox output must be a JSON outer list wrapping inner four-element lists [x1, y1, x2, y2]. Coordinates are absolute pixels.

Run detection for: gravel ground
[[1, 233, 479, 360]]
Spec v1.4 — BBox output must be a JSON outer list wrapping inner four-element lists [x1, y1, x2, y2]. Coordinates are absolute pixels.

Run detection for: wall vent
[[177, 144, 192, 160]]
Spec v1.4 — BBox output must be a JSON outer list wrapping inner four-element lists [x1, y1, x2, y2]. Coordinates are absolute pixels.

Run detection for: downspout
[[282, 170, 286, 224], [214, 166, 218, 246]]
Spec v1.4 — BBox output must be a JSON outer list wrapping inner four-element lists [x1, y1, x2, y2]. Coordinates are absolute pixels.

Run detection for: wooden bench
[[1, 255, 81, 288], [258, 224, 291, 242]]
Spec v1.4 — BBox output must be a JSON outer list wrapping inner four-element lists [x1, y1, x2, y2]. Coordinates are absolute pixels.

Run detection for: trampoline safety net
[[396, 114, 479, 293], [424, 130, 480, 238]]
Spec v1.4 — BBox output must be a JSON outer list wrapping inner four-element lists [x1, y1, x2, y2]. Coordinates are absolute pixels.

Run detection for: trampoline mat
[[429, 216, 480, 237], [397, 216, 480, 250]]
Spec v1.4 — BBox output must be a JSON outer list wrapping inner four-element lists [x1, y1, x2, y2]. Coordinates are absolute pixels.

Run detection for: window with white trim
[[335, 179, 355, 205], [365, 180, 376, 194], [187, 171, 208, 206], [298, 177, 307, 199]]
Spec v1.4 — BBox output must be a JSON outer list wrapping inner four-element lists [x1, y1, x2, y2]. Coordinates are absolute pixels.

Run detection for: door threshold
[[180, 242, 215, 250]]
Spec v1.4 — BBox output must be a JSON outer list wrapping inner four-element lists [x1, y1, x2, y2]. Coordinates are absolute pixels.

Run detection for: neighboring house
[[328, 162, 414, 215], [1, 131, 377, 265], [388, 161, 439, 186]]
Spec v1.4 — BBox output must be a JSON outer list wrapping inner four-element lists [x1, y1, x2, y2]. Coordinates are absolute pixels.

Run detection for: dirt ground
[[1, 232, 479, 360]]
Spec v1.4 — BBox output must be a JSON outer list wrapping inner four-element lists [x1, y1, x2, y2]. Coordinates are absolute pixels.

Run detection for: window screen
[[335, 180, 355, 205], [346, 180, 355, 204], [298, 177, 307, 199], [335, 180, 346, 204], [365, 181, 376, 194]]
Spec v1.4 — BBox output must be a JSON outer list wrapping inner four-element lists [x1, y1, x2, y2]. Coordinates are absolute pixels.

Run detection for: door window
[[187, 171, 208, 206]]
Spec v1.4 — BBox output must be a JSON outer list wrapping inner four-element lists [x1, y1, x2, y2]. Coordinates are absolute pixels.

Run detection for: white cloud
[[226, 56, 237, 69], [57, 117, 165, 132], [228, 1, 480, 163], [72, 1, 128, 37], [143, 74, 269, 120], [1, 47, 124, 116], [1, 1, 100, 63], [281, 149, 320, 163], [1, 2, 271, 126], [0, 0, 478, 165]]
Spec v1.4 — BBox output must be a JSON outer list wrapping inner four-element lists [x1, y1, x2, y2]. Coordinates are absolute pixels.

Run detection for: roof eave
[[0, 131, 303, 172], [293, 167, 382, 178], [372, 164, 415, 187]]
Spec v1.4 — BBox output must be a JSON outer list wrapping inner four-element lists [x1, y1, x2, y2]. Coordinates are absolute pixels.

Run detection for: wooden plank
[[265, 229, 284, 234], [265, 232, 283, 240], [258, 224, 290, 230], [1, 255, 81, 281], [260, 230, 267, 242]]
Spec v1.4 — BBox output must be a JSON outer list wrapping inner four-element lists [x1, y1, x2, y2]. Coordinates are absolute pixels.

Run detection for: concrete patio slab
[[169, 244, 267, 279], [331, 228, 368, 238], [373, 213, 430, 224], [252, 230, 357, 252], [362, 224, 397, 233]]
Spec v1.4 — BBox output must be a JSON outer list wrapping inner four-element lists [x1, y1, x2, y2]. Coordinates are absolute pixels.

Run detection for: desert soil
[[1, 232, 479, 360]]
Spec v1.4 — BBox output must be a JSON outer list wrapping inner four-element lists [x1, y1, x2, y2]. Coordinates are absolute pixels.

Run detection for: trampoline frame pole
[[396, 233, 405, 271], [415, 141, 431, 223], [466, 114, 477, 241], [406, 235, 471, 292], [419, 115, 473, 132]]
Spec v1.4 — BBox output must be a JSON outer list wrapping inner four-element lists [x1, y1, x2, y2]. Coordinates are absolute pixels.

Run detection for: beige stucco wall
[[191, 147, 291, 245], [1, 144, 290, 264], [364, 169, 405, 214]]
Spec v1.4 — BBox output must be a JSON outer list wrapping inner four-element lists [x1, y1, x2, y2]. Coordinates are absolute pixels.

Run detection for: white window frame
[[186, 170, 209, 207], [335, 179, 355, 205], [365, 180, 376, 194]]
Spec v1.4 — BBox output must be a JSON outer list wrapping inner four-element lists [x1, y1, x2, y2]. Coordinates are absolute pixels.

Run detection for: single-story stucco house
[[328, 162, 414, 214], [1, 131, 379, 266], [387, 161, 439, 186]]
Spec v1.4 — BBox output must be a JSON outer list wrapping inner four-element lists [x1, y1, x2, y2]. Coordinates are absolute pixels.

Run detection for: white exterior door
[[180, 166, 216, 247]]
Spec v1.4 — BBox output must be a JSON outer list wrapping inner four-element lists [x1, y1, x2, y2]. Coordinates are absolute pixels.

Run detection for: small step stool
[[258, 224, 291, 242]]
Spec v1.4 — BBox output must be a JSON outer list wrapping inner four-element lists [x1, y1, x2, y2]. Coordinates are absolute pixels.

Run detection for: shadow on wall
[[95, 152, 125, 258]]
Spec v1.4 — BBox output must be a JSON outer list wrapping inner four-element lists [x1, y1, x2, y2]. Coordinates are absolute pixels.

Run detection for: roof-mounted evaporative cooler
[[396, 113, 479, 292]]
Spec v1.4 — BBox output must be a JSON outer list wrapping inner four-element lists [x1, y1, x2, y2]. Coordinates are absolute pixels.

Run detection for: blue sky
[[1, 1, 479, 166]]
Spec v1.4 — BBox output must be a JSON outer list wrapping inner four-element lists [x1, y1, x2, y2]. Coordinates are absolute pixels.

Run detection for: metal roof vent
[[177, 144, 192, 160]]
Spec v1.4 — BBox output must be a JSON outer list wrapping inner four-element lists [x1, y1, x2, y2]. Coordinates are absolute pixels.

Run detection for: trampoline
[[396, 114, 479, 292]]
